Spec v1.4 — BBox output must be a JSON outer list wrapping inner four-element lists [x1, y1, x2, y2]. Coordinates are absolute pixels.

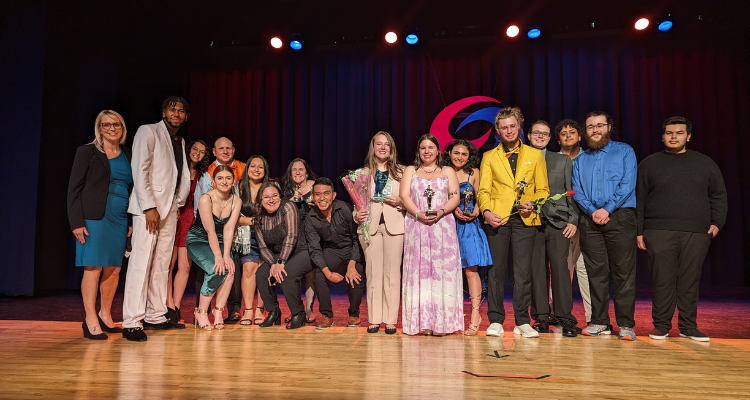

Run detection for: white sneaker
[[486, 323, 504, 337], [513, 324, 540, 338]]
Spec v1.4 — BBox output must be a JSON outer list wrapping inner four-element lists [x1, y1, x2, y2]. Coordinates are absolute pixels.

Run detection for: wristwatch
[[276, 258, 286, 265]]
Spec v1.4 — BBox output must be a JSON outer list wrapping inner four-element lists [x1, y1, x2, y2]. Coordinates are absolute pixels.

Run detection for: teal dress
[[186, 195, 234, 296], [75, 152, 132, 267]]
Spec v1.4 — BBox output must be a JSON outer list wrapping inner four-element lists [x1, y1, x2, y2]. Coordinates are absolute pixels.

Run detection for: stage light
[[527, 28, 541, 39], [385, 32, 397, 43], [406, 34, 418, 45], [635, 18, 649, 30], [506, 25, 520, 38], [658, 20, 673, 31], [270, 37, 283, 48]]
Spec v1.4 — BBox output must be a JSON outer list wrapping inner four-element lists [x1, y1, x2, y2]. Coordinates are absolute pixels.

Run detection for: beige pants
[[361, 224, 404, 325], [568, 230, 592, 323]]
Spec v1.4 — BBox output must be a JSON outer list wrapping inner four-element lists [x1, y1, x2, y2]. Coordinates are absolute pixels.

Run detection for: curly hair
[[442, 139, 479, 175], [494, 106, 525, 131], [554, 119, 582, 139], [186, 139, 210, 176]]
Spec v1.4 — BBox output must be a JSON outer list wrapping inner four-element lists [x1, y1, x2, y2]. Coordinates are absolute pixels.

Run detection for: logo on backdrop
[[429, 96, 524, 152]]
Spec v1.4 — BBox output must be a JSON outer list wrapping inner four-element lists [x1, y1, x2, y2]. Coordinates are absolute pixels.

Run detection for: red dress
[[175, 177, 198, 247]]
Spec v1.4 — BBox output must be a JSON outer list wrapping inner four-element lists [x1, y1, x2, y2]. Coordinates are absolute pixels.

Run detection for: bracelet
[[440, 208, 445, 216], [416, 211, 421, 219]]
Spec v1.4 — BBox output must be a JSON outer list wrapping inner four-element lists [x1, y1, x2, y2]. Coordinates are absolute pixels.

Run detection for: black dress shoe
[[286, 313, 306, 329], [225, 307, 241, 322], [548, 315, 558, 326], [533, 320, 549, 333], [259, 309, 282, 327], [385, 327, 397, 335], [97, 315, 122, 333], [561, 322, 578, 337], [82, 321, 107, 340], [122, 327, 147, 342], [367, 325, 380, 334], [142, 321, 169, 330], [166, 320, 186, 329]]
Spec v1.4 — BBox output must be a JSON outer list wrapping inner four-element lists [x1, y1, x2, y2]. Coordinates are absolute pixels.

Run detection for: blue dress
[[75, 152, 133, 267], [456, 180, 493, 269]]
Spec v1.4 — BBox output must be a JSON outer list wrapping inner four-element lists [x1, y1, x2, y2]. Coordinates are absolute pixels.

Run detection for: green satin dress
[[186, 195, 234, 296]]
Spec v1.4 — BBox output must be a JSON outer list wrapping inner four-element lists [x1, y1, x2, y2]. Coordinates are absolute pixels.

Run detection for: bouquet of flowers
[[500, 190, 576, 223], [341, 168, 373, 243]]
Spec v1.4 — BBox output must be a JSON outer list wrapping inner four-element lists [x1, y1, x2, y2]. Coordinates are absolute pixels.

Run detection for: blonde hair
[[92, 110, 127, 152], [494, 106, 525, 132], [364, 131, 403, 181]]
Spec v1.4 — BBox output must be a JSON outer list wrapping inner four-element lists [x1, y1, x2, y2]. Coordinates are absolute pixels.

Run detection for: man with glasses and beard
[[572, 111, 638, 341], [478, 107, 549, 338], [122, 96, 191, 341], [637, 116, 727, 342]]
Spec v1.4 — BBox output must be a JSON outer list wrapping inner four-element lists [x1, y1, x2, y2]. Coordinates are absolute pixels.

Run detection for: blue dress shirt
[[572, 140, 637, 217]]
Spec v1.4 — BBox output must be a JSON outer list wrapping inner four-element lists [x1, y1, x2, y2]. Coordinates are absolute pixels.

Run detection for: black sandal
[[240, 308, 254, 326], [254, 306, 265, 325]]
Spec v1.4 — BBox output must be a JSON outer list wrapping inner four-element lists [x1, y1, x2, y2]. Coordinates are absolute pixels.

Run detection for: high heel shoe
[[194, 308, 212, 331], [97, 314, 122, 333], [212, 307, 226, 330], [286, 313, 306, 330], [254, 306, 266, 325], [258, 308, 282, 327], [464, 295, 483, 336], [240, 307, 254, 326], [82, 321, 107, 340]]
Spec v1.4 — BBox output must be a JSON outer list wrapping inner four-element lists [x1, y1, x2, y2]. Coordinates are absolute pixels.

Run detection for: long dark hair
[[280, 158, 319, 198], [187, 139, 211, 177], [442, 139, 479, 175], [413, 134, 442, 170], [253, 181, 288, 227], [238, 155, 269, 210]]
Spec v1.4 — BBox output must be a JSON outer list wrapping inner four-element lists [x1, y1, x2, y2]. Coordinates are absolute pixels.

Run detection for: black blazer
[[67, 143, 132, 230]]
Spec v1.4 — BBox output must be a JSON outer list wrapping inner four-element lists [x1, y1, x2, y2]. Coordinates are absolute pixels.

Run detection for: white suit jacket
[[127, 120, 190, 218]]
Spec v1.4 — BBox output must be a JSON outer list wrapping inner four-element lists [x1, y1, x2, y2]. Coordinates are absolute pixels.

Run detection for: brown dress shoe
[[347, 316, 361, 327], [316, 315, 334, 330]]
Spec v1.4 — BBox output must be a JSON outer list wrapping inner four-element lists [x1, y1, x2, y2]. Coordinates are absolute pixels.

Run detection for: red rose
[[566, 190, 575, 196]]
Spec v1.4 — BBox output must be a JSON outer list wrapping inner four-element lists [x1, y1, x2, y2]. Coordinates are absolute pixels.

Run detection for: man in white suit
[[122, 96, 191, 341]]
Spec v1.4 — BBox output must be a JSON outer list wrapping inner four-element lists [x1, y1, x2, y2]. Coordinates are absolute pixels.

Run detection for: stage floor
[[2, 293, 750, 398], [2, 320, 750, 399]]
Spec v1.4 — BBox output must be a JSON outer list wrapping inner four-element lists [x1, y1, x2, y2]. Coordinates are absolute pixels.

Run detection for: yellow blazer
[[477, 144, 549, 226], [355, 167, 405, 236]]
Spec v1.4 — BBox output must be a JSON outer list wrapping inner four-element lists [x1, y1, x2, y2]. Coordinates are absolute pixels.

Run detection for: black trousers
[[255, 250, 314, 316], [644, 229, 711, 332], [484, 214, 540, 326], [195, 251, 243, 311], [578, 208, 637, 328], [314, 248, 365, 318], [530, 223, 576, 324]]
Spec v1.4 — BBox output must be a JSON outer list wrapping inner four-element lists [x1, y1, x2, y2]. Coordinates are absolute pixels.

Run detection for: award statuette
[[514, 178, 529, 209], [461, 186, 473, 216], [292, 184, 303, 202], [372, 171, 391, 202], [423, 184, 437, 216]]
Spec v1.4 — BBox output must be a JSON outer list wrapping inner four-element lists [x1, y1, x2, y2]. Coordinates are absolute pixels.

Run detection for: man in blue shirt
[[572, 111, 637, 341]]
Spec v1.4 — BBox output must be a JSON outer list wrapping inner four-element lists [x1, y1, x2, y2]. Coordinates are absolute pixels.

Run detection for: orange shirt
[[207, 160, 246, 188]]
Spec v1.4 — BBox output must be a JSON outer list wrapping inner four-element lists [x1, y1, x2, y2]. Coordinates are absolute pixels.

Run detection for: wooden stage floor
[[2, 319, 750, 399]]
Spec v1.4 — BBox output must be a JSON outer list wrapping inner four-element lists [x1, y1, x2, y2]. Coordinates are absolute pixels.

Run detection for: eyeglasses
[[100, 122, 122, 130], [262, 194, 280, 201], [585, 123, 609, 132], [498, 123, 517, 132], [529, 131, 550, 138]]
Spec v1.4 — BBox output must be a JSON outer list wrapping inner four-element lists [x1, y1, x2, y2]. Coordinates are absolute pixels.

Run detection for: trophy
[[423, 184, 437, 216], [514, 178, 529, 209], [372, 173, 392, 202], [461, 186, 473, 216], [292, 183, 303, 202]]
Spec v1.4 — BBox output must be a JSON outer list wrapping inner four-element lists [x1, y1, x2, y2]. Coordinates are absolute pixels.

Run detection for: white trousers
[[122, 207, 178, 328], [568, 230, 592, 323]]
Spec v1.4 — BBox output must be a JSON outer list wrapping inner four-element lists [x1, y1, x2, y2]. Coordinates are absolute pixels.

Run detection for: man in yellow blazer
[[478, 108, 549, 338]]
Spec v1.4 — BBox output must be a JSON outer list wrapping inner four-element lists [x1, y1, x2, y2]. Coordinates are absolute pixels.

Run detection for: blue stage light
[[527, 28, 541, 39], [290, 40, 302, 50], [406, 34, 418, 45], [658, 21, 673, 31]]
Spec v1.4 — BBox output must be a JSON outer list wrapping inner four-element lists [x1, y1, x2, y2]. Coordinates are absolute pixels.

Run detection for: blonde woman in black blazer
[[67, 110, 133, 340]]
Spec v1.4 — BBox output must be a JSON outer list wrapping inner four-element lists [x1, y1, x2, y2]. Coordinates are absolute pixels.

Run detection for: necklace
[[423, 166, 438, 177], [215, 194, 231, 209]]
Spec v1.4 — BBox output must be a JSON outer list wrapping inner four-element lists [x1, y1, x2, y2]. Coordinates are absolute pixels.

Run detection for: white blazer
[[127, 121, 190, 218]]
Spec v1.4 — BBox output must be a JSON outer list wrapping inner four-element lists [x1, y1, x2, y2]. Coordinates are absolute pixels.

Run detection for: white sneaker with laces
[[513, 323, 540, 338], [486, 323, 504, 337]]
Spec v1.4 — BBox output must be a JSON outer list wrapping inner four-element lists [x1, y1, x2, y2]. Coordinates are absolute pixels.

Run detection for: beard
[[164, 117, 184, 132], [586, 129, 611, 150], [501, 135, 520, 149]]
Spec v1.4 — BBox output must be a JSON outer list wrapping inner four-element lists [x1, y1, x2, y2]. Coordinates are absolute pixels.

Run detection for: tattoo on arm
[[447, 190, 458, 198]]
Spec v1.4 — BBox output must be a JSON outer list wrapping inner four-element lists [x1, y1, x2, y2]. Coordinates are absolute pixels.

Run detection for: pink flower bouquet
[[341, 168, 373, 243]]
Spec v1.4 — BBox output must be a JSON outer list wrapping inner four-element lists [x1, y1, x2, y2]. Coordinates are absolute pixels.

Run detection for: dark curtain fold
[[182, 31, 750, 288]]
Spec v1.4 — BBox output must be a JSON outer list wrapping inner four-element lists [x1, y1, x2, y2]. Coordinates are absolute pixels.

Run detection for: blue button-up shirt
[[572, 140, 637, 216]]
